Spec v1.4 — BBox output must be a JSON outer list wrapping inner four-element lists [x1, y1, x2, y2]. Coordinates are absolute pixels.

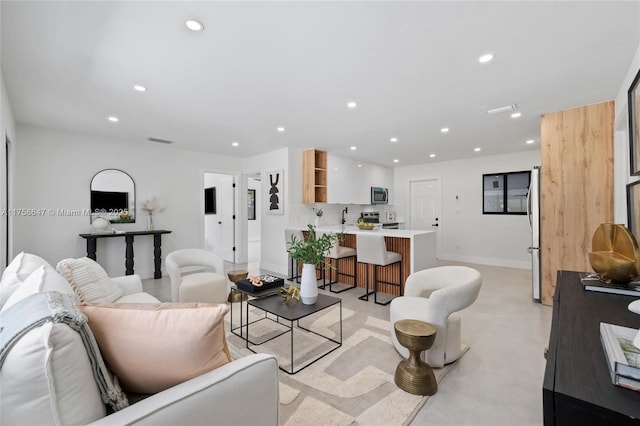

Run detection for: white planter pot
[[300, 263, 318, 305]]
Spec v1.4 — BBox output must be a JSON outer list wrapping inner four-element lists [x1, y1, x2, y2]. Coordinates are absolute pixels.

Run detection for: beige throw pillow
[[80, 302, 231, 394], [56, 257, 124, 303]]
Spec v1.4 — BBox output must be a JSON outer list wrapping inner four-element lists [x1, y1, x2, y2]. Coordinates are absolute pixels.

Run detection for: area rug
[[226, 303, 466, 426]]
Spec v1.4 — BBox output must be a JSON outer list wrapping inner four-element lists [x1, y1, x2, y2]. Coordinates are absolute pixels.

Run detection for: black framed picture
[[204, 186, 216, 214], [627, 179, 640, 243], [247, 189, 256, 220], [629, 68, 640, 176]]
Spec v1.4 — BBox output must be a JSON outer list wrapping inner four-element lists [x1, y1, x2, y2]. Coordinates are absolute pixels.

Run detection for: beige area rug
[[226, 303, 466, 426]]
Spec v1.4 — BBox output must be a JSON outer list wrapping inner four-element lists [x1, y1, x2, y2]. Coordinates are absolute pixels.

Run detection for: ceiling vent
[[148, 137, 174, 145], [487, 104, 518, 115]]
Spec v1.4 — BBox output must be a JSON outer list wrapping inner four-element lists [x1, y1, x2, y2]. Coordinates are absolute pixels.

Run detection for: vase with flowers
[[313, 207, 323, 228], [142, 198, 158, 231], [287, 224, 336, 304]]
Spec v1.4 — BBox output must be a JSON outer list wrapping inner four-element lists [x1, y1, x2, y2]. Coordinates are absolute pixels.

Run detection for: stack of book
[[600, 322, 640, 392], [580, 272, 640, 296]]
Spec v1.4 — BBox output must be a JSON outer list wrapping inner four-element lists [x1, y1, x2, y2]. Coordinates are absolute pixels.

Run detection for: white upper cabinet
[[327, 155, 393, 204]]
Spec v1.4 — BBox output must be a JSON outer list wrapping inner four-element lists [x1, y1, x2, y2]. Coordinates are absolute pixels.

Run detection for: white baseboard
[[439, 254, 530, 270], [259, 261, 287, 276]]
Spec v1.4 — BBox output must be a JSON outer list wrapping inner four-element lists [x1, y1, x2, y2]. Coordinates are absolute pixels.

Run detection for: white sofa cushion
[[0, 252, 50, 307], [0, 321, 106, 425], [2, 264, 75, 311], [117, 292, 161, 303], [81, 302, 231, 394], [56, 257, 124, 303]]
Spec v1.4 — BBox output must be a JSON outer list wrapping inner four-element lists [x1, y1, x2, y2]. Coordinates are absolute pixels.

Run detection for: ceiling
[[2, 1, 639, 167]]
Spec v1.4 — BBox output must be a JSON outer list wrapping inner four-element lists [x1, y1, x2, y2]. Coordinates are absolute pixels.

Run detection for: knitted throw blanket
[[0, 291, 129, 411]]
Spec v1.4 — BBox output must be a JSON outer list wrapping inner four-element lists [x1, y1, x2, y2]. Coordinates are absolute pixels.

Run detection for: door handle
[[431, 223, 439, 227]]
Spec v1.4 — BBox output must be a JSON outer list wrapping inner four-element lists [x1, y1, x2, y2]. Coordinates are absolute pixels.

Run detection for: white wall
[[12, 124, 241, 278], [394, 150, 541, 269], [1, 71, 16, 269], [613, 42, 640, 224], [242, 147, 290, 275]]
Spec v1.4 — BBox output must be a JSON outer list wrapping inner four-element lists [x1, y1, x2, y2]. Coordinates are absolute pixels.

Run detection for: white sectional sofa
[[0, 253, 279, 425]]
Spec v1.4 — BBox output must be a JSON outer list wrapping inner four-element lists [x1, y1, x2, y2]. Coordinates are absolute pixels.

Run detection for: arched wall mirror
[[90, 169, 135, 223]]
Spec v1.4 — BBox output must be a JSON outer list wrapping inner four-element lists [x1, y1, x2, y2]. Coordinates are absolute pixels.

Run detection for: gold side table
[[227, 270, 249, 303], [394, 319, 437, 396]]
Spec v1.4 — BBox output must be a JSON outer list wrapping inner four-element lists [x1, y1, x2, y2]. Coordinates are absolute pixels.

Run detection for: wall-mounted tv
[[91, 190, 129, 212], [204, 187, 216, 214]]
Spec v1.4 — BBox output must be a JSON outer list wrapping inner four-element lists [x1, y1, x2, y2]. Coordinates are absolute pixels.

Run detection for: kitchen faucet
[[341, 207, 348, 224]]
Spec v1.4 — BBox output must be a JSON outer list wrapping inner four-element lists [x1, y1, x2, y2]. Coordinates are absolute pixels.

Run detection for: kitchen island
[[298, 225, 436, 295]]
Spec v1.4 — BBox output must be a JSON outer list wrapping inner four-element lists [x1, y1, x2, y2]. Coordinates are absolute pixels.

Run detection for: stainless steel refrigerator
[[528, 166, 541, 301]]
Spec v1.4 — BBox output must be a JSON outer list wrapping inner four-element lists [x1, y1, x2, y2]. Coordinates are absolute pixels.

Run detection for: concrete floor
[[143, 260, 552, 426]]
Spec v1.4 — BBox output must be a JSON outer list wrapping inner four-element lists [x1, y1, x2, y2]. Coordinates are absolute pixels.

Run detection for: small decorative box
[[236, 274, 285, 293]]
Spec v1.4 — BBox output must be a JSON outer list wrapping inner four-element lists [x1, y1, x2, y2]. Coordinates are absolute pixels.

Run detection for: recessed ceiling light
[[511, 112, 522, 118], [133, 85, 146, 92], [390, 137, 398, 143], [347, 101, 357, 109], [107, 116, 119, 122], [478, 53, 495, 64], [350, 146, 357, 151], [441, 127, 449, 133], [231, 142, 239, 147], [277, 127, 285, 132], [357, 164, 362, 168], [185, 19, 204, 32], [429, 153, 436, 158], [474, 147, 481, 152], [526, 139, 535, 144], [393, 159, 399, 163]]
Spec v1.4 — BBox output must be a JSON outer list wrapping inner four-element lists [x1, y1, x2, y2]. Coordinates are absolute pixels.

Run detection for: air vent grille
[[148, 137, 174, 144]]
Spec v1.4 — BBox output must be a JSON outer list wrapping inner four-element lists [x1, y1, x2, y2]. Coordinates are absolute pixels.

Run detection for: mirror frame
[[90, 169, 136, 223]]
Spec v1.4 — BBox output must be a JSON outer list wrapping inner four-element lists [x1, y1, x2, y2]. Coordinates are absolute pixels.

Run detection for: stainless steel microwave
[[371, 187, 389, 204]]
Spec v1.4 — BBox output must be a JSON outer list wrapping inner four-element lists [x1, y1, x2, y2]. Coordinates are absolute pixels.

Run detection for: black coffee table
[[245, 293, 342, 374], [228, 284, 282, 343]]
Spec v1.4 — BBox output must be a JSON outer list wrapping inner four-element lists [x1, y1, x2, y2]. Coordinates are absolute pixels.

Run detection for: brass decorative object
[[279, 284, 300, 303], [227, 270, 249, 303], [588, 224, 640, 283], [393, 319, 437, 396]]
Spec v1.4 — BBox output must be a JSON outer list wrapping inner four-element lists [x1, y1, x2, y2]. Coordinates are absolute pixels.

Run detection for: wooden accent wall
[[540, 101, 614, 305]]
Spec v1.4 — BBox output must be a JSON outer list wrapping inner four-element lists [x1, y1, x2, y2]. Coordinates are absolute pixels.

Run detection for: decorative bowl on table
[[358, 223, 375, 230]]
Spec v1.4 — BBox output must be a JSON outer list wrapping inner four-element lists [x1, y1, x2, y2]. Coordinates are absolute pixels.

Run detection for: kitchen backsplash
[[289, 203, 405, 228]]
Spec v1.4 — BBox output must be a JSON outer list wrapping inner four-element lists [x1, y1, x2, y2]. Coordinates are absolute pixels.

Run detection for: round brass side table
[[394, 319, 437, 396], [227, 270, 249, 303]]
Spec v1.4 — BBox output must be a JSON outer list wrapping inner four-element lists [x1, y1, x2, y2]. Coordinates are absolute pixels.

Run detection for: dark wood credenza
[[543, 270, 640, 425], [79, 230, 171, 279]]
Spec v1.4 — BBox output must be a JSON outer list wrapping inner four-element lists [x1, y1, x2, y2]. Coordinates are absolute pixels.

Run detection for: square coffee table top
[[248, 293, 341, 322]]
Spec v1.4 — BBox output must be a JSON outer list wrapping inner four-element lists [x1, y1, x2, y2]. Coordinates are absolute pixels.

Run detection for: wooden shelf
[[303, 149, 327, 203]]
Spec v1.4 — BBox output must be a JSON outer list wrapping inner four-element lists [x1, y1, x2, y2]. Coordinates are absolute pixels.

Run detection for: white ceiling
[[2, 1, 639, 167]]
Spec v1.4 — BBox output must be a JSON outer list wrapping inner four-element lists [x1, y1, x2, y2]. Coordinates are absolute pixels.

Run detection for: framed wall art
[[247, 189, 256, 220], [267, 170, 284, 215], [627, 179, 640, 243], [629, 68, 640, 175]]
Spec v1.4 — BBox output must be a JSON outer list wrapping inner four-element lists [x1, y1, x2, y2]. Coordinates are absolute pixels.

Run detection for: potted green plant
[[312, 207, 323, 227], [287, 224, 337, 304]]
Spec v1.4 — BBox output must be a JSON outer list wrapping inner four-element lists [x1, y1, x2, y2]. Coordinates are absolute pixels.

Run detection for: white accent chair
[[389, 266, 482, 368], [317, 231, 357, 293], [356, 233, 402, 305], [165, 249, 228, 303]]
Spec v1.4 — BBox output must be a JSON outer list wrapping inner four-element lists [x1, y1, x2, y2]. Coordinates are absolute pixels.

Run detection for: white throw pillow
[[2, 265, 76, 311], [0, 321, 106, 425], [56, 257, 124, 303], [0, 252, 51, 308]]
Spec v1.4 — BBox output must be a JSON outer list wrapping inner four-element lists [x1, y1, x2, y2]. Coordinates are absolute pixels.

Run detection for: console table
[[543, 270, 640, 425], [79, 230, 171, 279]]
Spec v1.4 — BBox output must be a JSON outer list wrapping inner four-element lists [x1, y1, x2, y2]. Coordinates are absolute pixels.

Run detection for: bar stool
[[356, 233, 402, 305], [284, 228, 304, 282], [317, 231, 357, 293]]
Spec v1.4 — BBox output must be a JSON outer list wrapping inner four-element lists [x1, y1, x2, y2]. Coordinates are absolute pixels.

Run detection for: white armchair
[[389, 266, 482, 368], [165, 249, 228, 303]]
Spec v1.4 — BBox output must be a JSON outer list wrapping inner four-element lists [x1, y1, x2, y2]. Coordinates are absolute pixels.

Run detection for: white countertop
[[299, 224, 435, 238]]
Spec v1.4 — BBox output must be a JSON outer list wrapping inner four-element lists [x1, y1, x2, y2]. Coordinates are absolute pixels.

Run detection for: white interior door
[[410, 178, 441, 257], [204, 172, 235, 263]]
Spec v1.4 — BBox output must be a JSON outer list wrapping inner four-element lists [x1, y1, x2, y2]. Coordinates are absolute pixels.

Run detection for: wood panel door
[[540, 101, 614, 305]]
